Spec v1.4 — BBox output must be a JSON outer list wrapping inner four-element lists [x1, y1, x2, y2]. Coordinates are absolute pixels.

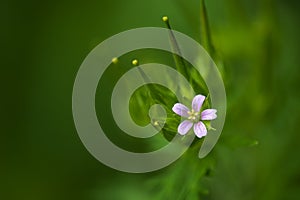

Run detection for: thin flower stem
[[200, 0, 214, 55], [162, 16, 190, 101], [162, 16, 188, 78], [131, 59, 156, 103]]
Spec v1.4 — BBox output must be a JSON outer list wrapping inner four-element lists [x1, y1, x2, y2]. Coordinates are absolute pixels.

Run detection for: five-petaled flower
[[172, 94, 217, 138]]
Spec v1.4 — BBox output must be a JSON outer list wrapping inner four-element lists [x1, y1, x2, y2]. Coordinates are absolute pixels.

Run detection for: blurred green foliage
[[2, 0, 300, 199]]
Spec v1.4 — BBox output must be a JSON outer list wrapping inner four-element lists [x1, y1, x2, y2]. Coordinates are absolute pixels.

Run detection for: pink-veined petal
[[178, 120, 193, 135], [172, 103, 190, 117], [193, 121, 207, 138], [201, 109, 217, 120], [192, 95, 206, 112]]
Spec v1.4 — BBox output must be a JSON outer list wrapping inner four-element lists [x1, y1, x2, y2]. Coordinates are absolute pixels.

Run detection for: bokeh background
[[2, 0, 300, 199]]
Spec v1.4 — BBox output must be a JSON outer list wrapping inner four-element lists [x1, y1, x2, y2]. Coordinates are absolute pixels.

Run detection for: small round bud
[[112, 57, 118, 64], [162, 16, 168, 22], [132, 59, 139, 66], [153, 121, 159, 126]]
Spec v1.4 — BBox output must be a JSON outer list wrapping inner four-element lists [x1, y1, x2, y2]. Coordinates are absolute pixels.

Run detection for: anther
[[132, 59, 139, 66], [112, 57, 118, 64]]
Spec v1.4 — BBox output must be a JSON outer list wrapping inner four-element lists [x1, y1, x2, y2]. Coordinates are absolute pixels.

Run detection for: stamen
[[162, 15, 171, 29]]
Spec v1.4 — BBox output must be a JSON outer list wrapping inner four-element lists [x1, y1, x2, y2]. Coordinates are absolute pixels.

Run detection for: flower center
[[187, 109, 200, 122]]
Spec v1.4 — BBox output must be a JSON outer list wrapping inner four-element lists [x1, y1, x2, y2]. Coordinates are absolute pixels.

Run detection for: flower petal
[[192, 95, 206, 112], [172, 103, 190, 117], [193, 121, 207, 138], [201, 109, 217, 120], [178, 120, 193, 135]]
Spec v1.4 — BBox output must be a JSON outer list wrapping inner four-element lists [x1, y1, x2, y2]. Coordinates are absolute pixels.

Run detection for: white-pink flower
[[172, 94, 217, 138]]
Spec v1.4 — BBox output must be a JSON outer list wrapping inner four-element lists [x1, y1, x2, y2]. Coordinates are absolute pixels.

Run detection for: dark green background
[[2, 0, 300, 199]]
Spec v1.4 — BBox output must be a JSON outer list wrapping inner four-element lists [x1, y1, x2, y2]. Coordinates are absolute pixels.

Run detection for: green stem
[[163, 17, 188, 78], [200, 0, 214, 55]]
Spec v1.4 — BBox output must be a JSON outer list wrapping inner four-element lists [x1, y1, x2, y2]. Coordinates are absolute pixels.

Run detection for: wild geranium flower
[[172, 94, 217, 138]]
